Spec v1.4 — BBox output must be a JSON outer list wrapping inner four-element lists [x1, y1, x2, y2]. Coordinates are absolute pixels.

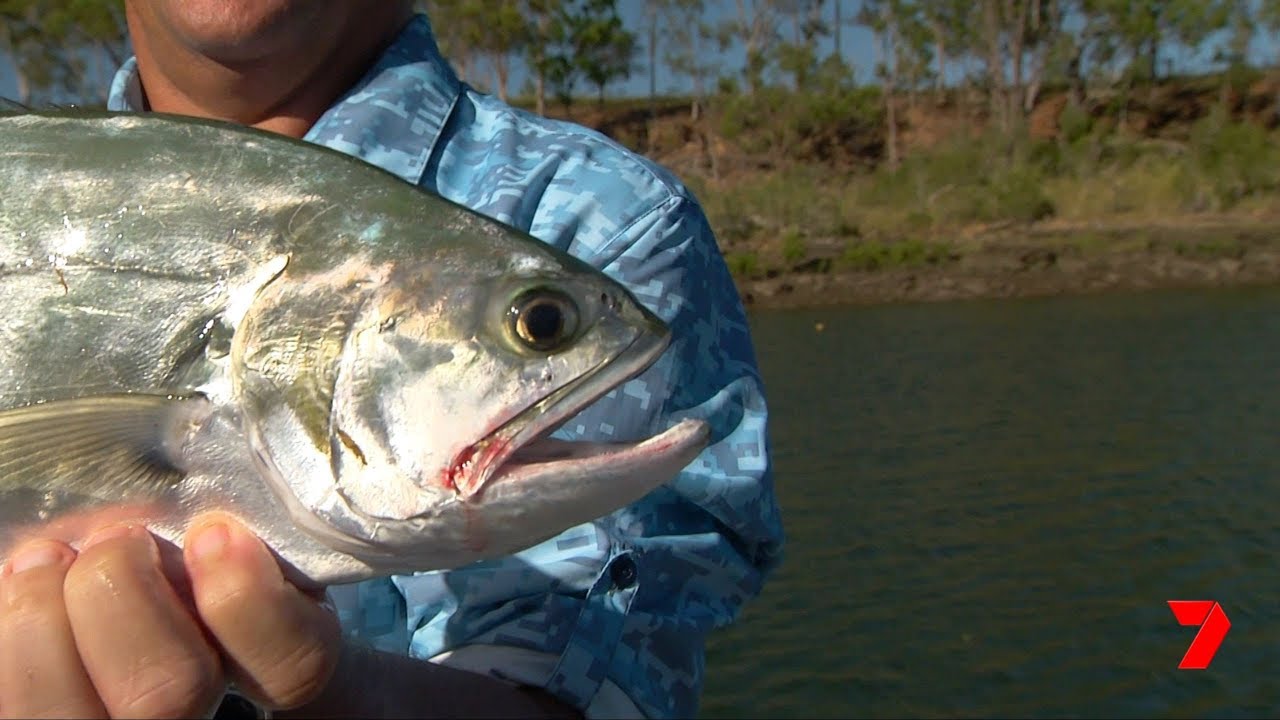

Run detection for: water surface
[[701, 287, 1280, 718]]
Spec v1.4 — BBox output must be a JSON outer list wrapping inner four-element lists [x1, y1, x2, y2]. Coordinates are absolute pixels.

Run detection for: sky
[[1, 1, 1277, 104]]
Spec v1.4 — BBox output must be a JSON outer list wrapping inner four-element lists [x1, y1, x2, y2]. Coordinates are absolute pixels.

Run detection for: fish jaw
[[444, 322, 671, 503], [489, 419, 711, 499], [262, 419, 710, 579], [430, 418, 710, 559]]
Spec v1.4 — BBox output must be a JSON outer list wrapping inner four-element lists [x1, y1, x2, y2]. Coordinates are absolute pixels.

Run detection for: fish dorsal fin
[[0, 393, 213, 499]]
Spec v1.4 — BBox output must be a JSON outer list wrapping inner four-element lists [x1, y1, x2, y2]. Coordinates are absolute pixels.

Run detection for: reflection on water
[[701, 287, 1280, 718]]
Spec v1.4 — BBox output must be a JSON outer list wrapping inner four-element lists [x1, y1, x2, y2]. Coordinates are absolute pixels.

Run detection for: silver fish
[[0, 111, 709, 587]]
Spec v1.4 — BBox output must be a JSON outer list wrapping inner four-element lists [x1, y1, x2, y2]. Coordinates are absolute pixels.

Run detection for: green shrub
[[1059, 102, 1094, 145], [992, 168, 1056, 222], [717, 85, 882, 162], [725, 251, 761, 278], [1187, 108, 1280, 209], [781, 230, 807, 265], [838, 240, 954, 271], [1173, 238, 1245, 259]]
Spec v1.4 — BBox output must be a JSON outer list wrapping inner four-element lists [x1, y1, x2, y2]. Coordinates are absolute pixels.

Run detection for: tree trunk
[[793, 0, 820, 91], [930, 16, 947, 103], [1024, 69, 1043, 114], [690, 70, 702, 121], [647, 4, 658, 137], [834, 0, 842, 60], [494, 55, 510, 102], [983, 0, 1007, 131], [1004, 0, 1027, 124], [534, 9, 552, 116], [1147, 35, 1159, 83], [96, 39, 122, 73], [1022, 0, 1056, 114], [690, 26, 704, 121], [736, 0, 761, 95], [85, 44, 104, 104], [881, 2, 899, 170], [886, 90, 899, 170], [15, 70, 29, 105]]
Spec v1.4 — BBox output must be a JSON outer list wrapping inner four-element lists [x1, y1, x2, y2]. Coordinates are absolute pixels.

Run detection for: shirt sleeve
[[378, 194, 784, 719]]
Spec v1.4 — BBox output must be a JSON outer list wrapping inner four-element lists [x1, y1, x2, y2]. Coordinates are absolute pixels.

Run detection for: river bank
[[733, 217, 1280, 309], [540, 80, 1280, 311]]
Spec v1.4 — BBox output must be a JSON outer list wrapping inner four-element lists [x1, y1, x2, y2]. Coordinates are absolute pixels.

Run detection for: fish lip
[[445, 328, 670, 501]]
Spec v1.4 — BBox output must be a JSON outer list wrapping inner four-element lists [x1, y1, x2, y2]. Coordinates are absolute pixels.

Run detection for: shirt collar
[[106, 56, 145, 111], [106, 13, 462, 186]]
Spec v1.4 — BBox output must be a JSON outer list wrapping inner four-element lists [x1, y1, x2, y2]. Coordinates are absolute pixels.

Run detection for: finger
[[185, 516, 341, 710], [64, 525, 225, 719], [0, 540, 106, 719]]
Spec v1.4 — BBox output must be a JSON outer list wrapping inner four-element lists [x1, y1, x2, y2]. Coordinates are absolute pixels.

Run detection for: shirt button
[[610, 555, 637, 589]]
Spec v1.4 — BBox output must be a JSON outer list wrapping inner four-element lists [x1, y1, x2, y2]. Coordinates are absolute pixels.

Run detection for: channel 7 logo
[[1167, 601, 1231, 670]]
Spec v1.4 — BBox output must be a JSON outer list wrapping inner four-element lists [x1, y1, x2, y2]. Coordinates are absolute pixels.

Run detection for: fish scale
[[0, 110, 709, 586]]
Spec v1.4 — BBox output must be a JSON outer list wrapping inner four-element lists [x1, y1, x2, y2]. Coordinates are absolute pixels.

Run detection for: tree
[[892, 1, 933, 109], [1259, 0, 1280, 66], [1021, 0, 1075, 113], [644, 1, 662, 126], [979, 0, 1009, 129], [1215, 0, 1254, 108], [832, 0, 843, 59], [523, 0, 570, 115], [774, 0, 829, 91], [722, 0, 782, 94], [567, 0, 635, 105], [1083, 0, 1230, 85], [965, 0, 1073, 130], [920, 1, 972, 101], [661, 0, 718, 120], [0, 0, 129, 105], [858, 0, 905, 169], [518, 0, 636, 113], [422, 0, 481, 83], [474, 2, 529, 101]]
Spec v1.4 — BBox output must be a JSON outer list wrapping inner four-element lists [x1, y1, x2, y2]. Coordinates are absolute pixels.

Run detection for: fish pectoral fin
[[0, 393, 213, 498]]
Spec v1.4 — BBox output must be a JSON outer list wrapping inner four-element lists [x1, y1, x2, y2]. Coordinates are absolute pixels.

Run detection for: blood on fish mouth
[[443, 437, 510, 498], [442, 330, 671, 502]]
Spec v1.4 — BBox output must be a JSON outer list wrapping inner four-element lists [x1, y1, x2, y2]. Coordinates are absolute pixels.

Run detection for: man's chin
[[132, 0, 345, 65]]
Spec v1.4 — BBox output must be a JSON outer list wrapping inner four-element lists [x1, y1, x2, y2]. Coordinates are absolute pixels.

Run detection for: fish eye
[[508, 288, 579, 352]]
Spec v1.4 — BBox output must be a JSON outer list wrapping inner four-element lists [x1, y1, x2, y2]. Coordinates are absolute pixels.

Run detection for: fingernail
[[8, 542, 68, 574], [82, 524, 147, 550], [189, 522, 229, 562]]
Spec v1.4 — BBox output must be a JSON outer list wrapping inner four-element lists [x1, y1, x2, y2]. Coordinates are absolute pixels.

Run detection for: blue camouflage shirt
[[108, 13, 783, 719]]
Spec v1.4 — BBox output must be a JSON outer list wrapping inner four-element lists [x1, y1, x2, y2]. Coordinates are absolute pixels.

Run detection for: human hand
[[0, 515, 341, 718]]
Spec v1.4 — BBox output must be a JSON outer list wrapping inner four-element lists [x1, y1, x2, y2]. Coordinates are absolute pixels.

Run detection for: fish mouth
[[444, 329, 672, 502]]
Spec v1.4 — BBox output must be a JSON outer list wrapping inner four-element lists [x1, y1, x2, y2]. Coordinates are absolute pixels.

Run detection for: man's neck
[[127, 5, 412, 138]]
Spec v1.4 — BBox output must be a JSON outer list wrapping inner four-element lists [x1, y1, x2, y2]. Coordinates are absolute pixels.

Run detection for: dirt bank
[[539, 79, 1280, 311], [734, 218, 1280, 309]]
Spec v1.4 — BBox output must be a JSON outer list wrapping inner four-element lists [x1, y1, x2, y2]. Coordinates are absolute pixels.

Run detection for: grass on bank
[[686, 104, 1280, 279]]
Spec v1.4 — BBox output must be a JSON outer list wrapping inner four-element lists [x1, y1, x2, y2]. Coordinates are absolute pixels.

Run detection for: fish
[[0, 110, 710, 587]]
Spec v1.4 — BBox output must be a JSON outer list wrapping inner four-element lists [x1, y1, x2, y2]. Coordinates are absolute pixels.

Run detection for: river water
[[700, 287, 1280, 718]]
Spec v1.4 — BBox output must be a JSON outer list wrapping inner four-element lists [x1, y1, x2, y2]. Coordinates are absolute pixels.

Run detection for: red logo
[[1167, 600, 1231, 670]]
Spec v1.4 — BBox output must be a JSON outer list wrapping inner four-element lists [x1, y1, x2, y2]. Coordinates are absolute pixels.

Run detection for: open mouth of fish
[[444, 330, 699, 502]]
